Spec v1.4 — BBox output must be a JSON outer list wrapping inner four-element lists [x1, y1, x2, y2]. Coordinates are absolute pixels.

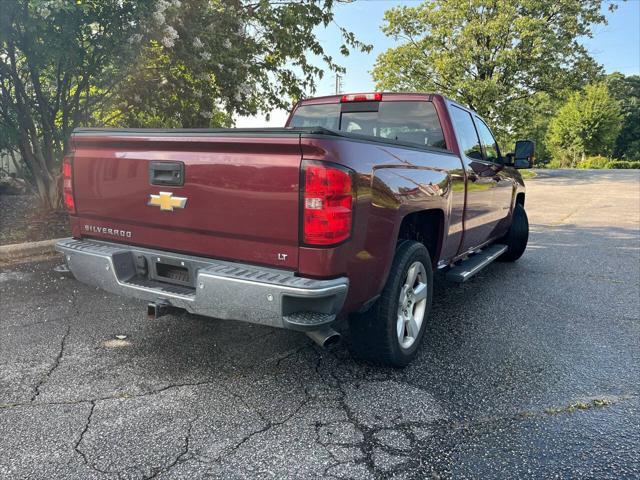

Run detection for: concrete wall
[[0, 150, 19, 175]]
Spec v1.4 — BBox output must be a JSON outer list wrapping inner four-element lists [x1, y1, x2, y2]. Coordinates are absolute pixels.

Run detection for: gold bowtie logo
[[148, 192, 187, 212]]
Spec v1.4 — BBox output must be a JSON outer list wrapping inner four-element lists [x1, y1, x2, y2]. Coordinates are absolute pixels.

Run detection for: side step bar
[[446, 244, 508, 283]]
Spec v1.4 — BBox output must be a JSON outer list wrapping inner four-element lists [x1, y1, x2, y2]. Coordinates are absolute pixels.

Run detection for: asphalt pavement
[[1, 169, 639, 479]]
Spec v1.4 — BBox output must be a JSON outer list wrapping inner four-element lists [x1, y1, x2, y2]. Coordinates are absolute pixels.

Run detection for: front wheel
[[348, 240, 433, 367], [499, 203, 529, 262]]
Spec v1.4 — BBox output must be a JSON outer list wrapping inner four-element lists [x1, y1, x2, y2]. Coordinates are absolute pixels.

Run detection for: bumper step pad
[[283, 311, 336, 328]]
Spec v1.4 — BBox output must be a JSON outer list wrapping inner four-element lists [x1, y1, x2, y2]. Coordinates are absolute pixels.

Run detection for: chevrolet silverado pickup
[[57, 92, 533, 367]]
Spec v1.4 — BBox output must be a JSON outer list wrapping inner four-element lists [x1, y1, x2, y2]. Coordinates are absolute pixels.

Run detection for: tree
[[546, 83, 621, 166], [607, 73, 640, 160], [0, 0, 156, 208], [507, 91, 561, 166], [371, 0, 609, 141], [0, 0, 370, 208], [102, 0, 371, 128]]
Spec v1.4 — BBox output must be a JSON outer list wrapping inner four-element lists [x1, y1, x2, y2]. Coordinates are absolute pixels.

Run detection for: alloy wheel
[[396, 261, 428, 350]]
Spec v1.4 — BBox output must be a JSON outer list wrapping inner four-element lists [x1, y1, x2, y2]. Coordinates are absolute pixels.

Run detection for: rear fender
[[297, 137, 461, 314], [367, 166, 450, 296]]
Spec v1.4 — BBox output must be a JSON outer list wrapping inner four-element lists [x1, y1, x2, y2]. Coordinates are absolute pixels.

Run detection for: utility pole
[[335, 74, 343, 95]]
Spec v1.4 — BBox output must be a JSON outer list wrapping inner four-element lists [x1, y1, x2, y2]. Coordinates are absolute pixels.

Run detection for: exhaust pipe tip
[[306, 327, 341, 348]]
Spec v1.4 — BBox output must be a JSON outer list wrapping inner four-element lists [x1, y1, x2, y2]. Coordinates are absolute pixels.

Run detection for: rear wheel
[[348, 241, 433, 367], [499, 203, 529, 262]]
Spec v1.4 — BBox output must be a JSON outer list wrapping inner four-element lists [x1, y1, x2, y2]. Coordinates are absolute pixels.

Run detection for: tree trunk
[[32, 169, 61, 210], [17, 136, 62, 210]]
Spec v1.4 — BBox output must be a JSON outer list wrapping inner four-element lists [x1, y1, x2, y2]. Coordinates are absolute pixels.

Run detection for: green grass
[[519, 169, 537, 179]]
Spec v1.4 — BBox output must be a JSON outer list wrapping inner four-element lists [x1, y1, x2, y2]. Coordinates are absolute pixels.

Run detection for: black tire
[[348, 240, 433, 367], [499, 203, 529, 262]]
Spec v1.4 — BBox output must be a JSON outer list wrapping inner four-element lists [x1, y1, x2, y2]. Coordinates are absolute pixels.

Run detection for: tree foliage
[[546, 83, 621, 167], [0, 0, 155, 207], [505, 91, 560, 165], [607, 73, 640, 160], [0, 0, 370, 208], [372, 0, 609, 141], [107, 0, 371, 128]]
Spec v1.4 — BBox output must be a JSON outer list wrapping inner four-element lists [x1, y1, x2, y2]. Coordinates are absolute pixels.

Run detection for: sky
[[236, 0, 640, 127]]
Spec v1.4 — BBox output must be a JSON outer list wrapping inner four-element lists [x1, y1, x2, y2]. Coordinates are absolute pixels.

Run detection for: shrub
[[578, 155, 611, 169], [547, 159, 564, 169], [546, 83, 622, 165], [606, 160, 640, 169]]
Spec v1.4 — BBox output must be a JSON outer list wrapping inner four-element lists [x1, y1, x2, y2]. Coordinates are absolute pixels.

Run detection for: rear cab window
[[289, 100, 447, 150], [288, 104, 340, 130]]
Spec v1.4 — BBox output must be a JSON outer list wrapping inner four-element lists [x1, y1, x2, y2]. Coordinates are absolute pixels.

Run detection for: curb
[[0, 238, 63, 262]]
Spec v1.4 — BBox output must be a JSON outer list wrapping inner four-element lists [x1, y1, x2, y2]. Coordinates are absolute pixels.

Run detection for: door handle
[[149, 161, 184, 186]]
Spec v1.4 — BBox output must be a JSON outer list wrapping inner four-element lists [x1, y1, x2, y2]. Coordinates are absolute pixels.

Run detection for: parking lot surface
[[1, 169, 639, 479]]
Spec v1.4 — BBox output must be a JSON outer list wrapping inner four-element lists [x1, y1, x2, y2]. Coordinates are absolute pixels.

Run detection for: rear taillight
[[340, 92, 382, 102], [62, 155, 75, 214], [302, 161, 353, 246]]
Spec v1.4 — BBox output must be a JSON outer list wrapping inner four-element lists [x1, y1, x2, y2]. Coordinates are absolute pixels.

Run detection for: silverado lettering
[[58, 92, 534, 367], [84, 225, 132, 238]]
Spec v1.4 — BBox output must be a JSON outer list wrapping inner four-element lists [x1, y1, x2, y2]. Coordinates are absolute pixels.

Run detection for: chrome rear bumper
[[55, 238, 348, 330]]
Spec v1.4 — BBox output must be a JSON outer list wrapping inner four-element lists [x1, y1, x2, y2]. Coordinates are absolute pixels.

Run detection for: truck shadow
[[11, 220, 632, 421], [140, 221, 638, 382], [399, 221, 639, 417], [529, 168, 640, 186]]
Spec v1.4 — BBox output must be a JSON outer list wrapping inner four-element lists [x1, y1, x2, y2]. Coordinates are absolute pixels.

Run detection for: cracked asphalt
[[1, 169, 639, 479]]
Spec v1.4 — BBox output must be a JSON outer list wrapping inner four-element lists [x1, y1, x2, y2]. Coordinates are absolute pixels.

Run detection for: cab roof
[[296, 92, 446, 105]]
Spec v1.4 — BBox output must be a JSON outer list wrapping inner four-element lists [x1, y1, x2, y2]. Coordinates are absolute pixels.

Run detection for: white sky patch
[[234, 109, 290, 128]]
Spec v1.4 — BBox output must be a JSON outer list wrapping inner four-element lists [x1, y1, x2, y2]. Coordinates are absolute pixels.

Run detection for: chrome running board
[[446, 244, 508, 283]]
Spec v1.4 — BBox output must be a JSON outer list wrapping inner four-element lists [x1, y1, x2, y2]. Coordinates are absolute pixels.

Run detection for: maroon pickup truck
[[57, 92, 532, 366]]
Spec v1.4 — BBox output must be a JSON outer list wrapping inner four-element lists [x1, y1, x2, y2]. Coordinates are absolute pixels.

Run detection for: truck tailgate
[[70, 130, 302, 269]]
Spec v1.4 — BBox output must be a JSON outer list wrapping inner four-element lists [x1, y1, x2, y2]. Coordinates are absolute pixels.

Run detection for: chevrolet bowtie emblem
[[148, 192, 187, 212]]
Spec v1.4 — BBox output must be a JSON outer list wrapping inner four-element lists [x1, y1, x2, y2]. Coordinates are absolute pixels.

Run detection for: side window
[[449, 106, 483, 160], [474, 117, 500, 163]]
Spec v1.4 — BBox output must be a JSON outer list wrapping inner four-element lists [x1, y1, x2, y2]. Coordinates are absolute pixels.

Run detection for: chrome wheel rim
[[397, 261, 428, 350]]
